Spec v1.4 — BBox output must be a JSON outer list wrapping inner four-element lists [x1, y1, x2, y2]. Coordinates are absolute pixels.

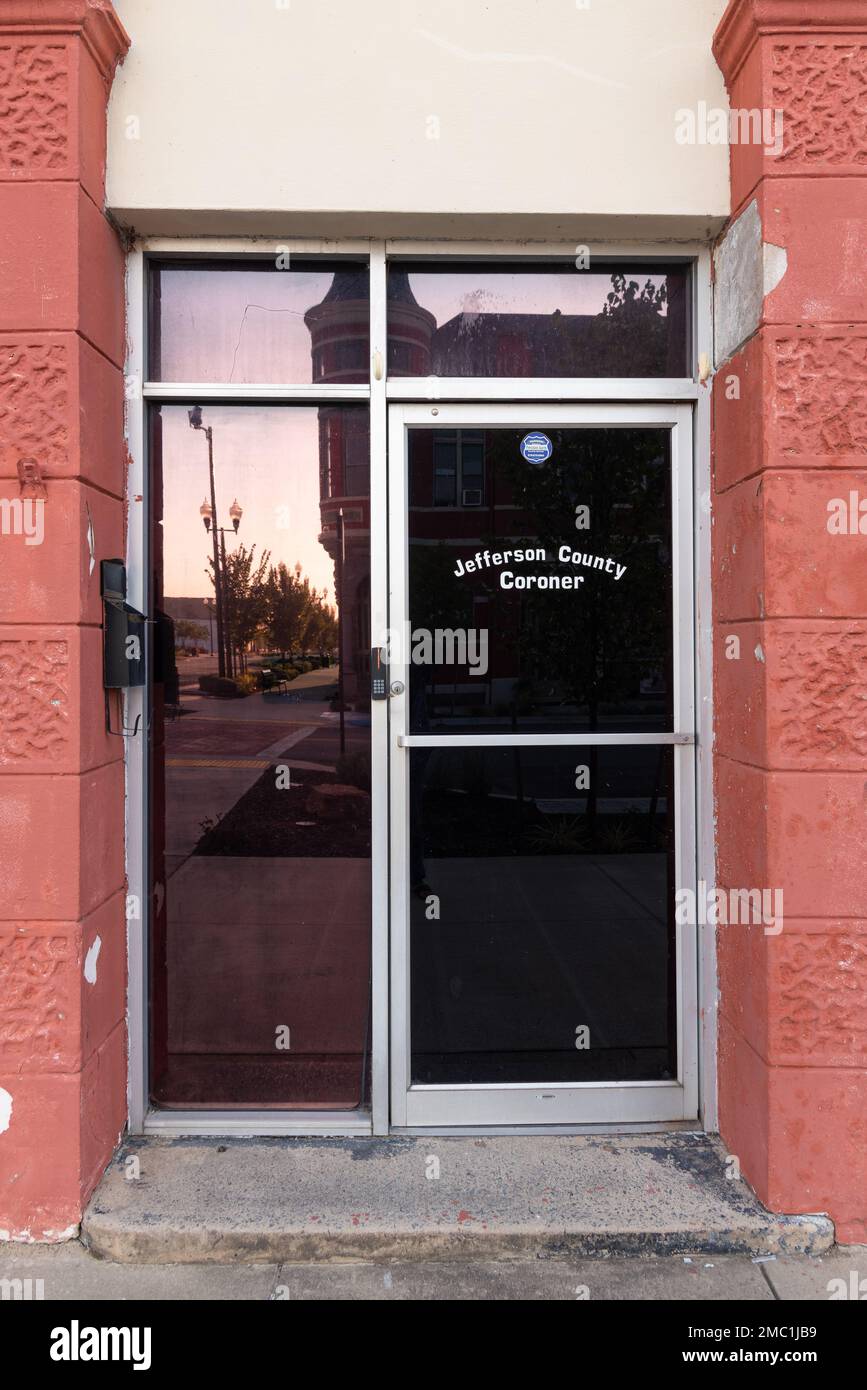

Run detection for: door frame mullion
[[388, 401, 698, 1128]]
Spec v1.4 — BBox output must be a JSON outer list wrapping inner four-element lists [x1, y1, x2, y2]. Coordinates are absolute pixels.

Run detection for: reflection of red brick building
[[305, 274, 372, 705]]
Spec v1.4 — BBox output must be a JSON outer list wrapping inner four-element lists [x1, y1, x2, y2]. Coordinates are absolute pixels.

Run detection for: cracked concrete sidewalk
[[0, 1240, 863, 1300]]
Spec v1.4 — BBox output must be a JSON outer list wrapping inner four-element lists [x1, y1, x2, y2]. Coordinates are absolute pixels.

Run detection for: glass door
[[388, 403, 697, 1126]]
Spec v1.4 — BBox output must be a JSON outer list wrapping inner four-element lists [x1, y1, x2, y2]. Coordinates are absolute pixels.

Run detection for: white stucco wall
[[107, 0, 731, 238]]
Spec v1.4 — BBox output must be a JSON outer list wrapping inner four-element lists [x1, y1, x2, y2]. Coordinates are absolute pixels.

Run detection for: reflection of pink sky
[[407, 272, 668, 328], [156, 265, 667, 383], [157, 270, 338, 383], [160, 406, 336, 600]]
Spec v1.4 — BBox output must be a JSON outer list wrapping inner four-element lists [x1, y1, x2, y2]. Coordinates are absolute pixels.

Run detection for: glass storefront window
[[148, 403, 371, 1109], [406, 426, 673, 734], [410, 744, 676, 1085], [149, 260, 370, 384], [387, 262, 690, 378]]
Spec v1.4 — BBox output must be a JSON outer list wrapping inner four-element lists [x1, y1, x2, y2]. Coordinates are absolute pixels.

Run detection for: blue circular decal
[[520, 431, 553, 465]]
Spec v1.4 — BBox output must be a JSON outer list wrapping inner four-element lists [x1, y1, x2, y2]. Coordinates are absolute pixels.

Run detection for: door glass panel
[[410, 745, 676, 1085], [406, 427, 673, 734], [149, 260, 370, 384], [149, 404, 371, 1108], [388, 262, 689, 377]]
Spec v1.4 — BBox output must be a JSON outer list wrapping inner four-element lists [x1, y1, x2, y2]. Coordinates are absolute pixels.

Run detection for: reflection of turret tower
[[384, 268, 436, 377], [305, 268, 435, 705], [305, 269, 371, 706]]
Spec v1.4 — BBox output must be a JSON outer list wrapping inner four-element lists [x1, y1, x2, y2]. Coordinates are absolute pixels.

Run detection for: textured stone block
[[714, 470, 867, 621], [773, 331, 867, 461], [716, 619, 867, 771], [761, 178, 867, 326], [767, 622, 867, 768], [0, 1069, 83, 1239], [0, 184, 124, 365], [0, 892, 125, 1075], [0, 333, 125, 495], [713, 333, 766, 491], [773, 930, 867, 1067], [0, 625, 122, 775], [716, 759, 867, 916], [711, 476, 765, 622], [0, 480, 123, 626], [0, 925, 75, 1070], [0, 631, 71, 768], [0, 760, 125, 921], [771, 41, 867, 173], [715, 6, 867, 210], [766, 1066, 867, 1244], [0, 41, 69, 176]]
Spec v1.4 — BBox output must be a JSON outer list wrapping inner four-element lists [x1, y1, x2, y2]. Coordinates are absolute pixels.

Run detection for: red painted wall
[[0, 0, 129, 1238], [713, 0, 867, 1244]]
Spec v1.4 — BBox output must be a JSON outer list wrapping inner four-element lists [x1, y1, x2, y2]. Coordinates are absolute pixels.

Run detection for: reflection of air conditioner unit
[[462, 488, 483, 507]]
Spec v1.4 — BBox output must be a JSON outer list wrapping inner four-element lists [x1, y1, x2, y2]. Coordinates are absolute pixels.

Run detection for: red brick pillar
[[0, 0, 129, 1239], [713, 0, 867, 1244]]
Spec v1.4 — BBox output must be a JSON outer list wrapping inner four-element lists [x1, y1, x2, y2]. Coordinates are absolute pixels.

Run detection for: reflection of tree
[[497, 429, 669, 724], [495, 426, 670, 832], [592, 274, 669, 376], [408, 543, 473, 724], [210, 544, 271, 675], [265, 562, 336, 658], [409, 543, 471, 633], [174, 618, 205, 652]]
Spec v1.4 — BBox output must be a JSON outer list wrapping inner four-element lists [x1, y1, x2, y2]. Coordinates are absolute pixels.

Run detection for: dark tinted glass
[[410, 745, 676, 1084], [148, 404, 371, 1108], [149, 260, 370, 384], [388, 262, 689, 377], [406, 427, 673, 734]]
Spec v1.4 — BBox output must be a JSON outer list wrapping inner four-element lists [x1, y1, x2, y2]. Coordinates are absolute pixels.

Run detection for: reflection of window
[[320, 417, 333, 499], [148, 259, 369, 384], [433, 431, 485, 507], [314, 339, 368, 380], [386, 261, 690, 378], [322, 410, 369, 498], [388, 340, 428, 375], [344, 425, 369, 497]]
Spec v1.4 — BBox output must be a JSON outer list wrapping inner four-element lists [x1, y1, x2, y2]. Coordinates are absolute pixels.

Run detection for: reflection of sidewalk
[[162, 687, 367, 878], [166, 855, 370, 1059], [177, 691, 331, 726], [164, 725, 323, 875], [411, 855, 669, 1058]]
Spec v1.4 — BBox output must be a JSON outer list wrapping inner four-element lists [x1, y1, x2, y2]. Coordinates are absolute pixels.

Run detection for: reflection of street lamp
[[201, 497, 244, 676], [203, 595, 216, 655], [189, 406, 226, 677], [215, 508, 243, 677]]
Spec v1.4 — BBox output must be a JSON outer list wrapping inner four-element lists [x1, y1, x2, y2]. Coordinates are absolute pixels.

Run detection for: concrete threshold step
[[82, 1133, 834, 1264]]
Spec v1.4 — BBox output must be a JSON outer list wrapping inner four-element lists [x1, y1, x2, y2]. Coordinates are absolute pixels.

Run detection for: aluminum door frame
[[387, 401, 698, 1128]]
